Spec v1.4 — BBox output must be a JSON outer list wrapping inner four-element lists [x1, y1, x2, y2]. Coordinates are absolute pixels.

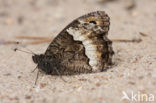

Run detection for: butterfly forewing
[[36, 11, 114, 75]]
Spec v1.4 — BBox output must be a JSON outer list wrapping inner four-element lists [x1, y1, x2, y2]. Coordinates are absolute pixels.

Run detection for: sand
[[0, 0, 156, 103]]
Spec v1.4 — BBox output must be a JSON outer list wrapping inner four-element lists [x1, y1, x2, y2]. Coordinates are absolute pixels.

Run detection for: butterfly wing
[[44, 11, 114, 75]]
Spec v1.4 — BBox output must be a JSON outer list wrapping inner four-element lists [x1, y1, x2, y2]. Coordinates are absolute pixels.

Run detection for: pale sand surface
[[0, 0, 156, 103]]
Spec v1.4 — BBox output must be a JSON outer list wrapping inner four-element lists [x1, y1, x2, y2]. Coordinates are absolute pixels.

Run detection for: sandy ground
[[0, 0, 156, 103]]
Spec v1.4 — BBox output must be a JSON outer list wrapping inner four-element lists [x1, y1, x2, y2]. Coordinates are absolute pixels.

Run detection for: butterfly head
[[32, 54, 44, 64], [32, 54, 60, 74], [32, 54, 50, 73]]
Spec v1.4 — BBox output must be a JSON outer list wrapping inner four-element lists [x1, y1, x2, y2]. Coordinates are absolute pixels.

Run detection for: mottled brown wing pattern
[[33, 11, 114, 75], [44, 32, 92, 75]]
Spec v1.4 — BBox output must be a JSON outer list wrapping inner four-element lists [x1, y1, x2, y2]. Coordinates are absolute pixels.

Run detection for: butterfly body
[[32, 11, 114, 75]]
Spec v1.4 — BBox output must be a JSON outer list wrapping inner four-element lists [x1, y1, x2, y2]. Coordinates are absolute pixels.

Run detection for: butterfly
[[32, 11, 114, 76]]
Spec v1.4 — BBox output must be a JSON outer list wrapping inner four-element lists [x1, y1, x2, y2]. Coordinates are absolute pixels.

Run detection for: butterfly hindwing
[[35, 11, 114, 75]]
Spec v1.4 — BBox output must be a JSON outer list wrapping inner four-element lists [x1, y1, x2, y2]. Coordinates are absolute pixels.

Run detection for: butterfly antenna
[[25, 48, 35, 55], [34, 70, 40, 85], [54, 67, 67, 82], [14, 48, 34, 55]]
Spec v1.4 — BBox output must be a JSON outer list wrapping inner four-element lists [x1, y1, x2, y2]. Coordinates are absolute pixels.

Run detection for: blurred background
[[0, 0, 155, 42], [0, 0, 156, 103]]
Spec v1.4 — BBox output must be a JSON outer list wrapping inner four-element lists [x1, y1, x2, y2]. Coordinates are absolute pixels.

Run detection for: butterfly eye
[[43, 62, 49, 67], [101, 53, 107, 58], [89, 21, 96, 25]]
